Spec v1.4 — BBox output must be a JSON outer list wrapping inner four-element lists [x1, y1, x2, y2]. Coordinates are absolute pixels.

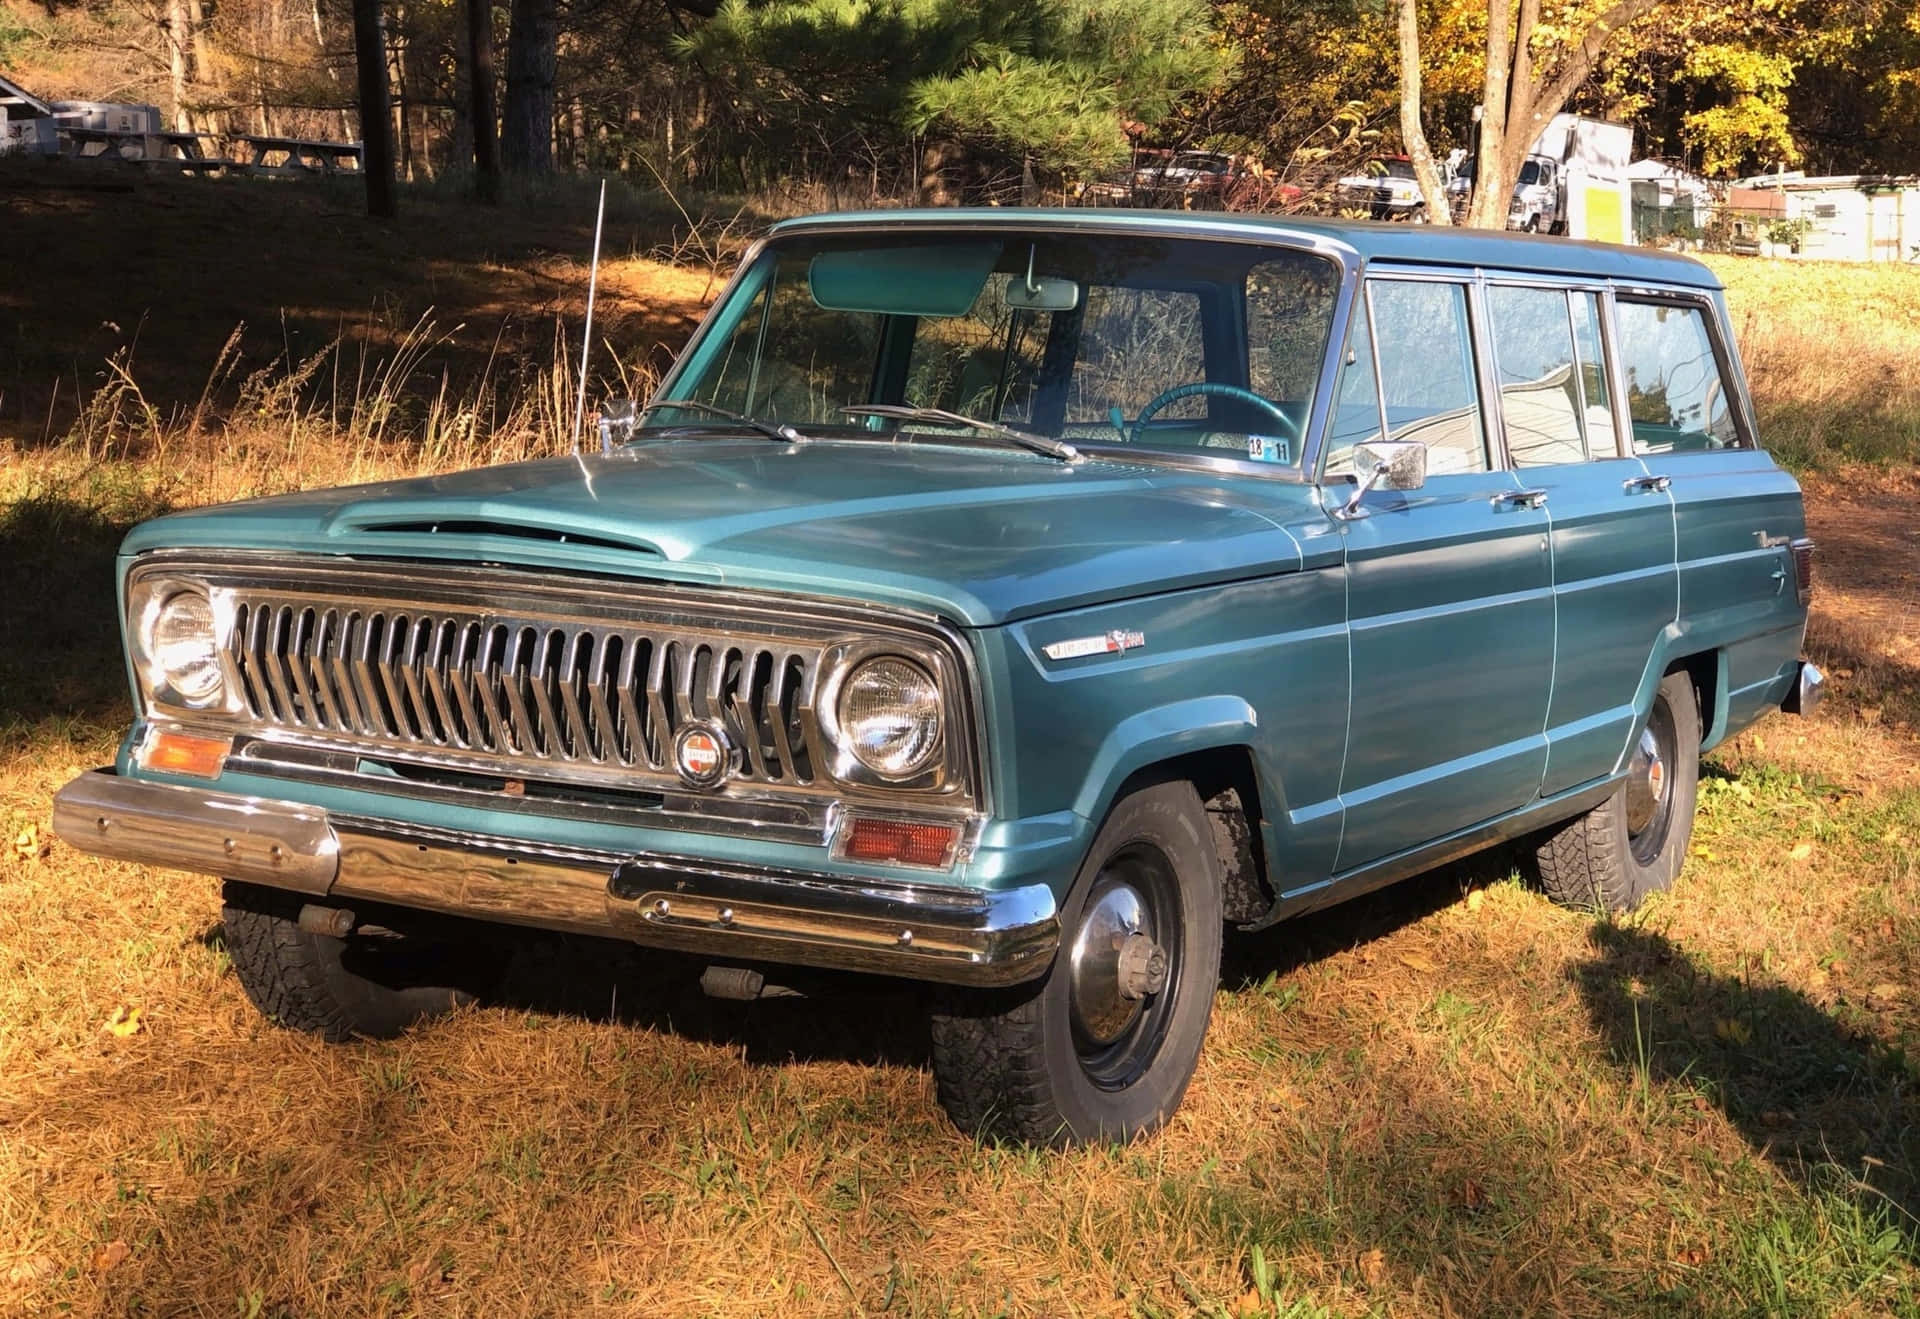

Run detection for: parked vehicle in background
[[53, 209, 1821, 1148], [1124, 150, 1299, 211], [1336, 156, 1427, 220], [1448, 115, 1634, 239]]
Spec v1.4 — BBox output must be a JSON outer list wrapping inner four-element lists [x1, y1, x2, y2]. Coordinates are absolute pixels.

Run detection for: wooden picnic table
[[231, 134, 362, 176]]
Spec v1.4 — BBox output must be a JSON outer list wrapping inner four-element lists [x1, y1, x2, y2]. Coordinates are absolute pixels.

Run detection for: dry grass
[[1, 212, 1919, 1314], [1703, 255, 1920, 470]]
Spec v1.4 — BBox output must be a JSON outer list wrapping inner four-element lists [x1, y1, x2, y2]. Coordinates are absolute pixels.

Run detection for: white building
[[1731, 172, 1920, 263]]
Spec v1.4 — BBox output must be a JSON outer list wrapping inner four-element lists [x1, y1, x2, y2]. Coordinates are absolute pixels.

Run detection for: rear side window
[[1487, 285, 1621, 465], [1614, 300, 1743, 452]]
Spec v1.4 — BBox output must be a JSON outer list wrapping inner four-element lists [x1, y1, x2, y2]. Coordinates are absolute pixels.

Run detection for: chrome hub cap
[[1069, 881, 1165, 1046], [1625, 725, 1668, 835]]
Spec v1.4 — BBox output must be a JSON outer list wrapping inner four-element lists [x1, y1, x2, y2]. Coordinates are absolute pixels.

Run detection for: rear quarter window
[[1615, 300, 1744, 453]]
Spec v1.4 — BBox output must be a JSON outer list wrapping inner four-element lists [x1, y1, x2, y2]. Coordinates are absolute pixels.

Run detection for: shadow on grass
[[481, 929, 935, 1070], [0, 490, 152, 733], [1574, 921, 1920, 1234]]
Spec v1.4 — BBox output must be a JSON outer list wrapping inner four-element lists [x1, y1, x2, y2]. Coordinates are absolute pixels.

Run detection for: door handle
[[1492, 488, 1548, 510], [1623, 474, 1672, 493]]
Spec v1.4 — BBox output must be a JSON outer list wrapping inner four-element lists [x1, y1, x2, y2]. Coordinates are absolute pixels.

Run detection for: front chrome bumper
[[1784, 660, 1825, 716], [50, 769, 1058, 987]]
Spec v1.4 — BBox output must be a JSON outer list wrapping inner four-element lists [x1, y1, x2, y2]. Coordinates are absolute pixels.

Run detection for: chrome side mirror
[[596, 397, 638, 453], [1334, 440, 1427, 521]]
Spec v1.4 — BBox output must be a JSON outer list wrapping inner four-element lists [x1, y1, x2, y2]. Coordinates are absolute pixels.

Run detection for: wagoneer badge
[[1044, 630, 1146, 661], [673, 723, 732, 789]]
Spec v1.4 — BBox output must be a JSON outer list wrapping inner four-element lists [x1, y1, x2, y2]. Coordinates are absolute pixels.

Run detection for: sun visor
[[808, 242, 1003, 317]]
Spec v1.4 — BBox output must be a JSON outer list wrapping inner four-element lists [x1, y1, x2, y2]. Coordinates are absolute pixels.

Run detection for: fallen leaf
[[11, 824, 49, 862], [1460, 1177, 1487, 1210], [1234, 1289, 1266, 1318], [1397, 951, 1437, 973], [1357, 1248, 1387, 1288], [1789, 842, 1814, 861], [1867, 983, 1903, 1009], [90, 1240, 130, 1275], [104, 1006, 143, 1038], [6, 1256, 57, 1286], [1714, 1017, 1753, 1046]]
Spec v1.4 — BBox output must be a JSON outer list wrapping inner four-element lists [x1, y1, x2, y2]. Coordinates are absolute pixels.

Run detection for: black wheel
[[1534, 671, 1701, 911], [221, 881, 487, 1041], [929, 780, 1224, 1146]]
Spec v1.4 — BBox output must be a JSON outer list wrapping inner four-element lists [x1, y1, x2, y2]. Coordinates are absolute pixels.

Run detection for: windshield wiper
[[639, 399, 807, 443], [841, 405, 1080, 463]]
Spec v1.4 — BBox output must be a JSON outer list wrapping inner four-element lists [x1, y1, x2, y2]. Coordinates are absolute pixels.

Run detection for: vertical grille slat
[[220, 588, 853, 794], [498, 627, 544, 759], [236, 604, 275, 717], [733, 649, 772, 781], [260, 606, 300, 725]]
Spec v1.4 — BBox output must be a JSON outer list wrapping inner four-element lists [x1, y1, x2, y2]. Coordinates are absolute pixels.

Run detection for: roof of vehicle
[[768, 207, 1724, 291]]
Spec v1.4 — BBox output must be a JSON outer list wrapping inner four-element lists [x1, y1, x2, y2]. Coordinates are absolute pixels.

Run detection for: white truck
[[1448, 114, 1634, 240]]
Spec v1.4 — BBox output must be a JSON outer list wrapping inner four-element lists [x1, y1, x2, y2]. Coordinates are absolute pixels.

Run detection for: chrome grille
[[227, 598, 822, 786]]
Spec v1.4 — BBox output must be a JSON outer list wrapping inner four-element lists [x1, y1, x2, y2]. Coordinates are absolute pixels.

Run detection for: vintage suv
[[53, 210, 1822, 1146]]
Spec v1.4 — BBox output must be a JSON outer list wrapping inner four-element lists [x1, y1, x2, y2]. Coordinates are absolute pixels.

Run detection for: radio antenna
[[571, 177, 607, 454]]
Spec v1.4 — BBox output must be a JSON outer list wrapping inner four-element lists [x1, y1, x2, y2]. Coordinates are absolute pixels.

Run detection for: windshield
[[650, 232, 1341, 467], [1378, 159, 1416, 180]]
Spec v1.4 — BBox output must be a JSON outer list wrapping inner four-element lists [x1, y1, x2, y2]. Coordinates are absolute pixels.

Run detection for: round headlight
[[151, 590, 224, 706], [836, 657, 942, 778]]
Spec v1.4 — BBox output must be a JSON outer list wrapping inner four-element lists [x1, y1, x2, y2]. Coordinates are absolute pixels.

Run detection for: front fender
[[1071, 695, 1262, 824]]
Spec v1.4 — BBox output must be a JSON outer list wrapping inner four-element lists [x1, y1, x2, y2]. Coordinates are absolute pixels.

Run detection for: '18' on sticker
[[1247, 435, 1290, 463]]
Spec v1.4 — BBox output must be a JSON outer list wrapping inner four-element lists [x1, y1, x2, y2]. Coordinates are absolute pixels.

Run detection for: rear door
[[1613, 291, 1808, 739], [1330, 274, 1556, 872], [1484, 280, 1679, 796]]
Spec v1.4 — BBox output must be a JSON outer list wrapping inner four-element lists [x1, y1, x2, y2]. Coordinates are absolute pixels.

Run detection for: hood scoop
[[350, 519, 662, 557]]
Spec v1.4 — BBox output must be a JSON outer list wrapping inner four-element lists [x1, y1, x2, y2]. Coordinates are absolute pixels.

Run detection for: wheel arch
[[1101, 745, 1276, 925], [1666, 649, 1726, 750]]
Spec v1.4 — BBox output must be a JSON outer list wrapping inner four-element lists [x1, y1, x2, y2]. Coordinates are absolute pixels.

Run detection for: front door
[[1328, 276, 1556, 872]]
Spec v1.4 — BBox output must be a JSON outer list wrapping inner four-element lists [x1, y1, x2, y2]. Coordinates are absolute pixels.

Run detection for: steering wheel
[[1127, 382, 1299, 442]]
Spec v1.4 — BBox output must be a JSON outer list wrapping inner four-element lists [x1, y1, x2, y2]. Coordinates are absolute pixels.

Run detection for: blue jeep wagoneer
[[54, 210, 1822, 1145]]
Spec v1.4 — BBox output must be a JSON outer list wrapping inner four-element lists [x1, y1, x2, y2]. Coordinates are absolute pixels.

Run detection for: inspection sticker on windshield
[[1044, 630, 1146, 661], [1247, 435, 1290, 463]]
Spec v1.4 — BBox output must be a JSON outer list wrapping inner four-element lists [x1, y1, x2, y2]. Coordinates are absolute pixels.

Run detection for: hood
[[122, 437, 1312, 627]]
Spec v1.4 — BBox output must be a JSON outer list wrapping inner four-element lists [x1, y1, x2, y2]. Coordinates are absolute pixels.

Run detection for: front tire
[[929, 781, 1224, 1146], [222, 881, 484, 1041], [1534, 671, 1701, 911]]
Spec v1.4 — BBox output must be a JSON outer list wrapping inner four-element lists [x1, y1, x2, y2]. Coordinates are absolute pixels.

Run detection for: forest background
[[5, 0, 1919, 212]]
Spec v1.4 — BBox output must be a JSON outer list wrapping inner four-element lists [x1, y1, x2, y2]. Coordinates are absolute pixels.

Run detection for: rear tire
[[1534, 671, 1701, 911], [929, 781, 1224, 1146], [222, 881, 483, 1041]]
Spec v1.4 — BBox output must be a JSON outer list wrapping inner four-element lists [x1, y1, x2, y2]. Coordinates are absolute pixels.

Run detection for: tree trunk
[[1395, 0, 1451, 225], [500, 0, 556, 173], [465, 0, 501, 200], [1465, 0, 1666, 230], [166, 0, 191, 132], [351, 0, 398, 217], [187, 0, 217, 134]]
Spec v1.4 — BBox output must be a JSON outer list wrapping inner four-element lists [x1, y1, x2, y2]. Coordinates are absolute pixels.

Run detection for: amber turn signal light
[[137, 729, 232, 779], [840, 816, 959, 868]]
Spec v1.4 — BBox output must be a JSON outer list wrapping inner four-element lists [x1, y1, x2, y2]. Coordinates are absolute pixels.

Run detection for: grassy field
[[2, 175, 1919, 1316]]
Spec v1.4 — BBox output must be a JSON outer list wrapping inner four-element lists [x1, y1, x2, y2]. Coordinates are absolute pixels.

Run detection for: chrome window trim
[[125, 551, 991, 823], [648, 221, 1365, 482]]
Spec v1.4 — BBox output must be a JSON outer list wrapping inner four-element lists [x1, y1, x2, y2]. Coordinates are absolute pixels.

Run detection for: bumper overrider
[[51, 769, 1060, 987]]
